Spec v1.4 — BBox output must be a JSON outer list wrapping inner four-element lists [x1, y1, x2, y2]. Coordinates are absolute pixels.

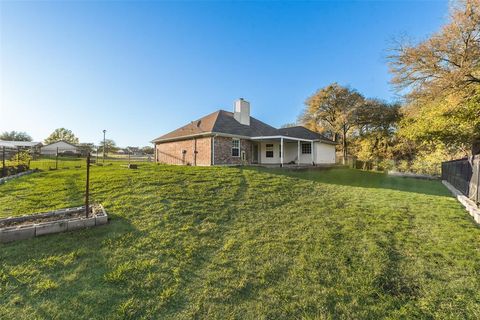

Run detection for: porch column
[[280, 137, 284, 167], [297, 140, 300, 165], [311, 141, 314, 164]]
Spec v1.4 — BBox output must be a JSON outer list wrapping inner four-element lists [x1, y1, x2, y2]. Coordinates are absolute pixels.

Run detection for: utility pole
[[103, 129, 106, 164]]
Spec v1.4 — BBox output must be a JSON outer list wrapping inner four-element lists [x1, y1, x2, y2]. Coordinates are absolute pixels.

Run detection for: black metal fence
[[442, 156, 480, 204]]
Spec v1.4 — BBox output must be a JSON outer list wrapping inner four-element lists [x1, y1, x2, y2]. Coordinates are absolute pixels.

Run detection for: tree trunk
[[342, 126, 347, 165]]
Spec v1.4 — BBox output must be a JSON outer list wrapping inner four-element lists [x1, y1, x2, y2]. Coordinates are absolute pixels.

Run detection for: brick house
[[152, 98, 337, 166]]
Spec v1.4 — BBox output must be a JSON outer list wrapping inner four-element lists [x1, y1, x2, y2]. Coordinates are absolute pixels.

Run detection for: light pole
[[103, 129, 106, 164]]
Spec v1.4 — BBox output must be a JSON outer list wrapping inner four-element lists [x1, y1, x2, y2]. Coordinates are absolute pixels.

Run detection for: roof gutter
[[152, 132, 338, 145], [151, 131, 252, 144]]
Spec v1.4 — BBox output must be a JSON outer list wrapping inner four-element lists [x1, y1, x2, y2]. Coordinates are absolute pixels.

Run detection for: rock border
[[388, 171, 439, 180], [0, 204, 108, 243], [0, 170, 37, 185], [442, 180, 480, 224]]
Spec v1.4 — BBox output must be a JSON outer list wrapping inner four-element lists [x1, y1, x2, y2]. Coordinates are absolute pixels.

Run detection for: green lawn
[[1, 165, 479, 319]]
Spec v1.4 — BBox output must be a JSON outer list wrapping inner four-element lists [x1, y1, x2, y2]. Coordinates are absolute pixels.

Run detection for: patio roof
[[250, 135, 314, 142]]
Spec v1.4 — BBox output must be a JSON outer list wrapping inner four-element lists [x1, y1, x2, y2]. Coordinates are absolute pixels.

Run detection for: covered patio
[[250, 135, 315, 167]]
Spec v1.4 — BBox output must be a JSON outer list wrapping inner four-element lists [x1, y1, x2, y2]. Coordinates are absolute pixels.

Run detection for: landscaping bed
[[0, 204, 107, 243]]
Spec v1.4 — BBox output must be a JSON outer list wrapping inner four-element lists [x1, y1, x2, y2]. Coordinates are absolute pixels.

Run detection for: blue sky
[[1, 1, 448, 147]]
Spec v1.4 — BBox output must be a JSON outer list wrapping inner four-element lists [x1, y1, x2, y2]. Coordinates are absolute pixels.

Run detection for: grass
[[1, 164, 479, 319]]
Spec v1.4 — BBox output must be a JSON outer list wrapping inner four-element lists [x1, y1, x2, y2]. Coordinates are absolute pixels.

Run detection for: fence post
[[2, 146, 5, 177], [476, 157, 480, 204], [85, 153, 90, 218], [56, 147, 59, 170]]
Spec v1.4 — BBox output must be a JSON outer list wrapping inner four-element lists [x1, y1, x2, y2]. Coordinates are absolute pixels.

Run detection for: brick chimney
[[233, 98, 250, 126]]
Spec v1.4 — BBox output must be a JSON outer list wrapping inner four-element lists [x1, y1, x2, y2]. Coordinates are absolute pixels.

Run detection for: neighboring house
[[41, 140, 81, 156], [126, 147, 143, 155], [0, 140, 43, 149], [152, 98, 337, 166], [0, 140, 43, 156]]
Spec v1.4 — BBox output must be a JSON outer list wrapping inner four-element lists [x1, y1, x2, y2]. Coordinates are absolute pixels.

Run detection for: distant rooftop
[[0, 140, 43, 148]]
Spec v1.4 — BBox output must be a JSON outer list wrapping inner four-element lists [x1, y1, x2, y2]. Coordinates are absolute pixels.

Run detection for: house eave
[[250, 135, 315, 142], [152, 132, 255, 144], [151, 132, 214, 144]]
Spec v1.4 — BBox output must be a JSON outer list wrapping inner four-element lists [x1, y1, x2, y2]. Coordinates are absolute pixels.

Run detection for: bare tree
[[389, 0, 480, 98]]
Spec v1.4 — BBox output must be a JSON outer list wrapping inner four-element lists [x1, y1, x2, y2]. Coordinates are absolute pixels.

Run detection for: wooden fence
[[441, 156, 480, 204]]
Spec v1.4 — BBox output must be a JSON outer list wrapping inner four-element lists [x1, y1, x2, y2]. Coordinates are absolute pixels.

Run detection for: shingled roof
[[278, 126, 334, 143], [152, 110, 335, 144]]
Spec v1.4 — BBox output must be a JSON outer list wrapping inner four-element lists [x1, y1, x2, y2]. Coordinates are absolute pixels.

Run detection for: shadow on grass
[[0, 211, 148, 317], [245, 167, 451, 197]]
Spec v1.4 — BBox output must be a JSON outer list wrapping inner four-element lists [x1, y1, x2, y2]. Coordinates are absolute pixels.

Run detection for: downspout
[[153, 142, 156, 163], [194, 138, 197, 166], [212, 135, 216, 166]]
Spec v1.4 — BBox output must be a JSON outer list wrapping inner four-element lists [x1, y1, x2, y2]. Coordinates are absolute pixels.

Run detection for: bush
[[10, 151, 32, 167]]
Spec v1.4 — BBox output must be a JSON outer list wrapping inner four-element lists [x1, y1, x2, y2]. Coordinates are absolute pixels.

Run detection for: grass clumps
[[0, 164, 479, 319]]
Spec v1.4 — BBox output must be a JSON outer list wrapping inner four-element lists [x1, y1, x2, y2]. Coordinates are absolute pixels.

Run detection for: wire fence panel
[[442, 156, 480, 204], [1, 145, 153, 178]]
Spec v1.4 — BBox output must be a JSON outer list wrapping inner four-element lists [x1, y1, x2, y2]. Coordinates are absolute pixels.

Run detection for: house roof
[[42, 140, 79, 148], [0, 140, 42, 148], [152, 110, 336, 144], [278, 126, 334, 143]]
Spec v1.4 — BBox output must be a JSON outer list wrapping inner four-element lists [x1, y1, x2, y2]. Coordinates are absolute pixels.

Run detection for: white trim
[[231, 138, 240, 157], [251, 135, 314, 142], [152, 132, 213, 143], [212, 136, 215, 165], [297, 140, 300, 164], [311, 141, 314, 163], [280, 137, 284, 166], [212, 132, 251, 140]]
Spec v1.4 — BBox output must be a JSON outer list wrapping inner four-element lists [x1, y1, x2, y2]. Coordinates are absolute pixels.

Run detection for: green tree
[[0, 131, 32, 141], [99, 139, 117, 155], [351, 100, 401, 164], [280, 123, 297, 128], [300, 83, 365, 163], [389, 0, 480, 155], [141, 146, 154, 155], [44, 128, 79, 145]]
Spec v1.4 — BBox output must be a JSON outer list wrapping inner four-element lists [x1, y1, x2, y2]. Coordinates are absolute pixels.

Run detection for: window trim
[[265, 143, 274, 158], [232, 138, 240, 157], [301, 142, 312, 154]]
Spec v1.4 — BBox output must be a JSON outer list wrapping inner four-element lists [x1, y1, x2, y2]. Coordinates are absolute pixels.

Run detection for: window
[[301, 143, 312, 154], [266, 144, 274, 158], [232, 138, 240, 157]]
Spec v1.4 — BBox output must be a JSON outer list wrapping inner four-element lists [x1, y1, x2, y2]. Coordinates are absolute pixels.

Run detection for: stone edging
[[0, 170, 37, 185], [0, 204, 108, 243], [442, 180, 480, 224]]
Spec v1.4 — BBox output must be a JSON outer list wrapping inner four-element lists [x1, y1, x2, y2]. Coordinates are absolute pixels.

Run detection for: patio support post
[[280, 137, 284, 167], [297, 140, 300, 165], [311, 141, 314, 165]]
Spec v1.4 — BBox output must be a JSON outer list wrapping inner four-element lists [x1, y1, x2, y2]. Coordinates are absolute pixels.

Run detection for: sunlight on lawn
[[1, 165, 479, 319]]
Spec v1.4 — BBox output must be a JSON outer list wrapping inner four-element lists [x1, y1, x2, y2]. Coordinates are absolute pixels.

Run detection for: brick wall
[[155, 137, 211, 166], [213, 136, 252, 165]]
